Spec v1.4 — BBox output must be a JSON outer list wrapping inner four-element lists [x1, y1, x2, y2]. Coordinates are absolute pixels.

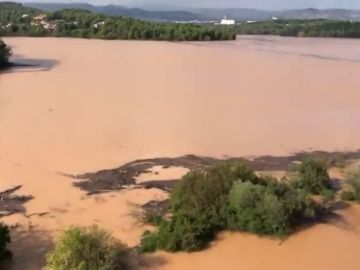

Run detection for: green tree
[[292, 158, 332, 194], [171, 162, 259, 225], [227, 180, 315, 236], [45, 226, 131, 270]]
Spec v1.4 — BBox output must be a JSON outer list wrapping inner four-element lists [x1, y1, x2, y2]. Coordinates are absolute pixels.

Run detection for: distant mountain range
[[24, 2, 203, 21], [23, 3, 360, 22], [192, 8, 360, 21]]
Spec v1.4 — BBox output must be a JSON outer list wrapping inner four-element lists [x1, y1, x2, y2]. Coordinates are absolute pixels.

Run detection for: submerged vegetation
[[236, 19, 360, 38], [140, 159, 334, 252], [0, 2, 235, 41], [0, 39, 11, 68]]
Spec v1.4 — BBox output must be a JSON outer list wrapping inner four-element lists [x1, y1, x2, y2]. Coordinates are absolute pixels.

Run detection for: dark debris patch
[[68, 151, 360, 195], [142, 200, 170, 217], [0, 185, 33, 218], [141, 180, 179, 192], [72, 155, 219, 194]]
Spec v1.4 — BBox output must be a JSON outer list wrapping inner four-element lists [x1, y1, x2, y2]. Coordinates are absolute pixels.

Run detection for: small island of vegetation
[[0, 2, 235, 41], [0, 39, 11, 69], [140, 159, 336, 252]]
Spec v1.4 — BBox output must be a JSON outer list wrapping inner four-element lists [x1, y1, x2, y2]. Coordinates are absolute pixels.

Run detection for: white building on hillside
[[220, 16, 235, 25]]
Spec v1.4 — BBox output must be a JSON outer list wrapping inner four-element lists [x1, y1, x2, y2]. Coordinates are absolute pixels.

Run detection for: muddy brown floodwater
[[0, 36, 360, 270]]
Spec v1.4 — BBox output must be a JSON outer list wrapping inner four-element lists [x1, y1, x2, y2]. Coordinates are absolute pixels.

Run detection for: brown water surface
[[1, 36, 360, 269]]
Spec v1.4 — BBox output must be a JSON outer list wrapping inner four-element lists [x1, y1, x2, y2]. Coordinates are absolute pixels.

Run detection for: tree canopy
[[291, 158, 333, 194], [45, 226, 131, 270], [140, 161, 327, 253], [0, 2, 235, 41]]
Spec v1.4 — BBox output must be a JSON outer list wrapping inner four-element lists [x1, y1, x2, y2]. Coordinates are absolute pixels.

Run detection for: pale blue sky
[[14, 0, 360, 10]]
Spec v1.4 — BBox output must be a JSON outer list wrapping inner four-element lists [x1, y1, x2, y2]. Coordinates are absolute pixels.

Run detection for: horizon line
[[4, 1, 358, 12]]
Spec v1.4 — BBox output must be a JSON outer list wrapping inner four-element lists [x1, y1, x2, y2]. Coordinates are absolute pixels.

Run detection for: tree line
[[236, 19, 360, 38], [0, 2, 236, 41]]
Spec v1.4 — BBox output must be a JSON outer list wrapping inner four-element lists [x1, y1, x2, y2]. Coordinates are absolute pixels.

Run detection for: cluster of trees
[[140, 159, 335, 252], [0, 3, 235, 41], [0, 39, 11, 68], [236, 19, 360, 38]]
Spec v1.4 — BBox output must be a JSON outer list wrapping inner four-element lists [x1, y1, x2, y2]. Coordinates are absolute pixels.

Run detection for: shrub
[[0, 223, 11, 262], [292, 158, 332, 194], [143, 211, 163, 226], [227, 180, 315, 236], [139, 230, 158, 253], [45, 226, 130, 270], [342, 168, 360, 202], [141, 210, 217, 252], [171, 162, 259, 225], [227, 181, 289, 235]]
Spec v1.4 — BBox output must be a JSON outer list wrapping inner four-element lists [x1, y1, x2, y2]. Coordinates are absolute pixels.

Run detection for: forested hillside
[[0, 2, 235, 41], [25, 2, 202, 22]]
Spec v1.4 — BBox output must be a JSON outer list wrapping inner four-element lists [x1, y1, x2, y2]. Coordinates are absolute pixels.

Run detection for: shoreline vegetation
[[236, 19, 360, 38], [0, 2, 235, 41], [2, 3, 360, 43]]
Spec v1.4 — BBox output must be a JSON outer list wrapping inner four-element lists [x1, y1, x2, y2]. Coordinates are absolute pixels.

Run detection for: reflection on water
[[0, 55, 58, 74]]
